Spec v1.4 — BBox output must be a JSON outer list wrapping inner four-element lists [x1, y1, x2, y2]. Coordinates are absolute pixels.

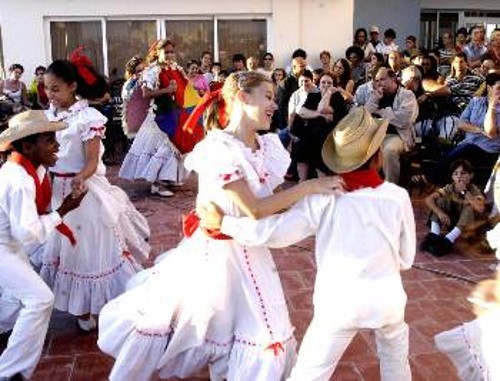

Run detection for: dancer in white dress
[[119, 39, 188, 197], [35, 57, 150, 331], [98, 72, 344, 381]]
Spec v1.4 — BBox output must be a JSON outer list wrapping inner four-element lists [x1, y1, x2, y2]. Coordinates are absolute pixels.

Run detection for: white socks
[[431, 221, 441, 235], [445, 227, 461, 243]]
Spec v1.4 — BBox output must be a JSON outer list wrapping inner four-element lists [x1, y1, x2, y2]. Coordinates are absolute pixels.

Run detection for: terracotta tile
[[405, 301, 433, 325], [404, 281, 432, 300], [299, 269, 317, 288], [286, 289, 313, 311], [47, 330, 100, 356], [416, 298, 474, 326], [341, 332, 377, 362], [408, 326, 436, 356], [330, 361, 362, 381], [31, 355, 74, 381], [355, 360, 380, 381], [70, 353, 115, 381], [274, 254, 316, 272], [419, 278, 474, 300], [290, 310, 313, 340], [280, 270, 307, 291], [410, 353, 460, 381]]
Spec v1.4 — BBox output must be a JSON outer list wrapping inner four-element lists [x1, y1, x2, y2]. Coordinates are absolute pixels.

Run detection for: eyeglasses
[[263, 57, 273, 61], [165, 50, 174, 54]]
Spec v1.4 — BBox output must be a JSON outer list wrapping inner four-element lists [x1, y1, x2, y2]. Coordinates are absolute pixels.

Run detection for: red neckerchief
[[340, 169, 384, 192], [182, 210, 232, 240], [9, 152, 77, 246]]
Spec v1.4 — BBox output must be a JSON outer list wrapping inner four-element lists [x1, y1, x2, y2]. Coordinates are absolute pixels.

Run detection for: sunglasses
[[263, 57, 273, 60], [165, 50, 174, 54]]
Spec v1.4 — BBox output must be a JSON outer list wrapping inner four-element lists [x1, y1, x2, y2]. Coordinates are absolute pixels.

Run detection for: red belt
[[182, 210, 232, 240]]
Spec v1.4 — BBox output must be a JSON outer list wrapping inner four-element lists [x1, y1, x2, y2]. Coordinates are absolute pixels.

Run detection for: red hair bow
[[182, 89, 228, 134], [69, 46, 98, 86]]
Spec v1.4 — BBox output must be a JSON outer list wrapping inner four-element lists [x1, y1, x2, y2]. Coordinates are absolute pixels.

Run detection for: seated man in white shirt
[[0, 111, 85, 380], [365, 67, 418, 183], [199, 107, 416, 381]]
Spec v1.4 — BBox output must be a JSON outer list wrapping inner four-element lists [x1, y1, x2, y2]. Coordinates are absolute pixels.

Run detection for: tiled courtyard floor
[[2, 166, 497, 380]]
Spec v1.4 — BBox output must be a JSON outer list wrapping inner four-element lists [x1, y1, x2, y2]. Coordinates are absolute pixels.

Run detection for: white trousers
[[287, 317, 411, 381], [0, 251, 54, 379], [381, 134, 406, 184]]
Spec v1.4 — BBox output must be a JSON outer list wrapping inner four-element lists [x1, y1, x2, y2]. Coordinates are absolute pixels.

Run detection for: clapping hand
[[197, 202, 225, 230], [70, 175, 88, 199]]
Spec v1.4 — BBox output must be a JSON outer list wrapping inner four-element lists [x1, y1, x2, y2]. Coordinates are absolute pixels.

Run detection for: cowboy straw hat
[[0, 110, 67, 151], [322, 107, 388, 173]]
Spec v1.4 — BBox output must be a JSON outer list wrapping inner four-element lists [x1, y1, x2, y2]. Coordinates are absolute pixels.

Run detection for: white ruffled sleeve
[[261, 133, 291, 189], [77, 107, 108, 142], [185, 132, 245, 187], [141, 64, 159, 90]]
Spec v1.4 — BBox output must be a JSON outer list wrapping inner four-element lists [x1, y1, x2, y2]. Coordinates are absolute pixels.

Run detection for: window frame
[[46, 14, 272, 76]]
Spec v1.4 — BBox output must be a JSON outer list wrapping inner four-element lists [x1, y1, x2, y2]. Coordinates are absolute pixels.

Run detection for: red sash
[[340, 169, 384, 192], [182, 210, 232, 240], [9, 152, 77, 246]]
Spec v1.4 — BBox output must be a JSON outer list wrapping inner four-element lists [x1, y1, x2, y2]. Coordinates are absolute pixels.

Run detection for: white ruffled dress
[[98, 130, 297, 381], [118, 63, 188, 183], [34, 100, 150, 316]]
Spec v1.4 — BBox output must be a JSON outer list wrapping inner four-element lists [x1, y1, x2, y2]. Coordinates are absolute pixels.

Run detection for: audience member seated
[[353, 27, 374, 61], [455, 27, 468, 53], [438, 32, 458, 77], [402, 35, 419, 63], [484, 28, 500, 70], [375, 28, 399, 58], [318, 50, 331, 72], [420, 72, 500, 188], [463, 24, 488, 69], [293, 72, 348, 181], [346, 45, 367, 89], [365, 67, 418, 183], [425, 52, 484, 115], [331, 58, 355, 103], [421, 159, 490, 256], [354, 75, 375, 107], [0, 63, 30, 114], [387, 50, 404, 79]]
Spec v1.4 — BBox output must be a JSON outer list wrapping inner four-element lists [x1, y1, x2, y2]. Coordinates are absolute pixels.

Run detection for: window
[[50, 21, 104, 73], [218, 19, 267, 70], [165, 20, 214, 67], [107, 20, 157, 78], [420, 12, 458, 50], [48, 17, 268, 75]]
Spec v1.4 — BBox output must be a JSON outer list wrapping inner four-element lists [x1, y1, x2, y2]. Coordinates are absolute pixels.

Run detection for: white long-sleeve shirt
[[0, 161, 61, 256], [221, 182, 416, 329], [365, 87, 418, 150]]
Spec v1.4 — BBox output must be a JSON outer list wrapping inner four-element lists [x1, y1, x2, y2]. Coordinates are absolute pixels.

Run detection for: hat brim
[[0, 120, 67, 152], [322, 117, 389, 174]]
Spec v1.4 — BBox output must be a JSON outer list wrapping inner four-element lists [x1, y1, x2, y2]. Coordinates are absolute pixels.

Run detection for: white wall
[[0, 0, 353, 81], [353, 0, 420, 51]]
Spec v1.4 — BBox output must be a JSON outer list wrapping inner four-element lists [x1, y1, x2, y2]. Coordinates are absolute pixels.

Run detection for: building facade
[[0, 0, 498, 82]]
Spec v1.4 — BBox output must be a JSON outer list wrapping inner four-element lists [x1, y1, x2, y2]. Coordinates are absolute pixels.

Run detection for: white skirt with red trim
[[98, 229, 296, 381], [118, 111, 188, 183], [33, 173, 150, 316]]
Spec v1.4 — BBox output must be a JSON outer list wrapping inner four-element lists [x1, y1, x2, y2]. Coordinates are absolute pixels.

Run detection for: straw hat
[[321, 107, 388, 173], [0, 110, 67, 151]]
